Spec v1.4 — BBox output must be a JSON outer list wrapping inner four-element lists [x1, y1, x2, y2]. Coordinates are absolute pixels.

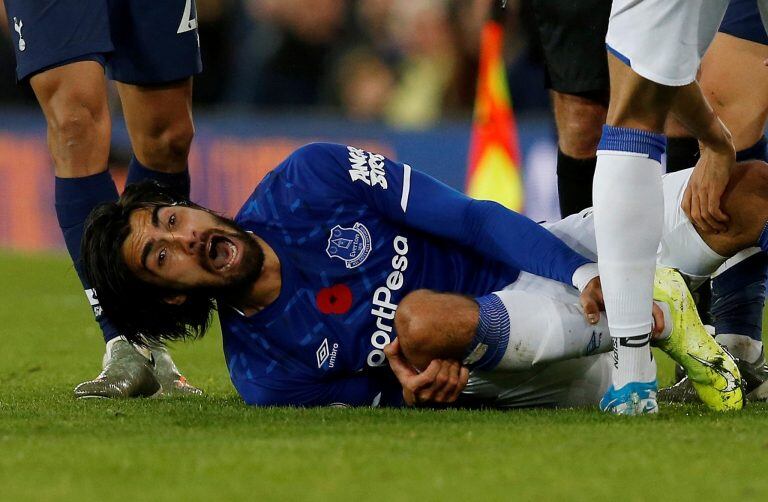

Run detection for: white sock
[[594, 126, 665, 387], [103, 336, 150, 367], [612, 333, 656, 388], [715, 333, 763, 364], [491, 291, 612, 372]]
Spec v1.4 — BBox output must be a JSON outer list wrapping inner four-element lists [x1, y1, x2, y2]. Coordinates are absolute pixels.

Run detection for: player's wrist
[[571, 263, 599, 292], [698, 116, 734, 155]]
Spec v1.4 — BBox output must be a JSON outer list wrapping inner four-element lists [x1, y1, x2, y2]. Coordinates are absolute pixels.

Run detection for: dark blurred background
[[0, 0, 563, 252], [0, 0, 551, 123]]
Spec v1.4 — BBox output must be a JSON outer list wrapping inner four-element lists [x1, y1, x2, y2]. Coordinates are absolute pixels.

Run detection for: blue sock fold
[[55, 171, 121, 342], [598, 125, 667, 163], [462, 294, 510, 371], [126, 156, 190, 199]]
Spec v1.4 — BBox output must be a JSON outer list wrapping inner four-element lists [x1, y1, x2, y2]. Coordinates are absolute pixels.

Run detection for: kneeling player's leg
[[709, 156, 768, 387]]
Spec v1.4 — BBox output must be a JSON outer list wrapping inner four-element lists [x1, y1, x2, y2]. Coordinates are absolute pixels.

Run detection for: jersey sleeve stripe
[[401, 164, 412, 212]]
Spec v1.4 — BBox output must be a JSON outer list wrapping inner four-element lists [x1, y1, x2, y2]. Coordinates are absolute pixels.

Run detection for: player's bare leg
[[113, 78, 201, 396], [30, 61, 161, 398], [117, 78, 194, 181], [552, 91, 608, 217]]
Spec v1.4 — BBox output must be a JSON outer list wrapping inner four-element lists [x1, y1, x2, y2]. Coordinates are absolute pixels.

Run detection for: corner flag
[[465, 13, 524, 211]]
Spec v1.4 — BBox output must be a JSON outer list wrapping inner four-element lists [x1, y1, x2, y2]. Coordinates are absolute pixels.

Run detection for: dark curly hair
[[80, 181, 216, 346]]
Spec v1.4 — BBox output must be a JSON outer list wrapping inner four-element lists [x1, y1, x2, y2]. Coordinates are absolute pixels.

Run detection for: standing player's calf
[[3, 0, 202, 398]]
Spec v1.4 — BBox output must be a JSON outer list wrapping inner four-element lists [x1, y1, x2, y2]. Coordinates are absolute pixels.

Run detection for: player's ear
[[163, 293, 188, 306]]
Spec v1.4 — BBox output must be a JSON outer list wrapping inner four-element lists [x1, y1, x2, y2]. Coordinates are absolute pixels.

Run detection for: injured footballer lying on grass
[[79, 143, 768, 414]]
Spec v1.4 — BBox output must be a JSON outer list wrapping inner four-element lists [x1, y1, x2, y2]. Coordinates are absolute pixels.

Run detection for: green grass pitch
[[1, 250, 767, 501]]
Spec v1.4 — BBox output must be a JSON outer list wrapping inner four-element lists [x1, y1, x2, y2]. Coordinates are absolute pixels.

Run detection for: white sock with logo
[[593, 129, 665, 388]]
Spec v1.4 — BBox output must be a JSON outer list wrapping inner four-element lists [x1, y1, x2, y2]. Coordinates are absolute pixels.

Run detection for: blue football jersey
[[219, 143, 591, 407]]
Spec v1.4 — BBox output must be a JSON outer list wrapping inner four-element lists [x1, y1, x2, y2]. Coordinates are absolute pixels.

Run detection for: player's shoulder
[[277, 142, 350, 181], [234, 142, 360, 224], [248, 143, 347, 191]]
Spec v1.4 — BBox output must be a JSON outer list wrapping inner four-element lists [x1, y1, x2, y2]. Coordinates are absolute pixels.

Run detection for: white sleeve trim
[[401, 164, 411, 212], [571, 263, 600, 292]]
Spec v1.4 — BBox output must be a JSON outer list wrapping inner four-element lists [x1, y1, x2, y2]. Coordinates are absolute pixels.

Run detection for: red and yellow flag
[[465, 19, 524, 211]]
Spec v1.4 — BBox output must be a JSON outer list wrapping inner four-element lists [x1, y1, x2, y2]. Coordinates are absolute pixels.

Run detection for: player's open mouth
[[207, 235, 239, 271]]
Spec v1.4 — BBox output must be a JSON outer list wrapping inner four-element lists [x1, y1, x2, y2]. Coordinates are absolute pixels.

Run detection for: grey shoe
[[657, 376, 698, 404], [73, 338, 161, 399], [150, 345, 203, 396], [740, 349, 768, 402], [660, 349, 767, 404]]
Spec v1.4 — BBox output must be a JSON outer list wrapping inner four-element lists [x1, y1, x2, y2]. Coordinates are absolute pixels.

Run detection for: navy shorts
[[719, 0, 768, 46], [4, 0, 202, 84]]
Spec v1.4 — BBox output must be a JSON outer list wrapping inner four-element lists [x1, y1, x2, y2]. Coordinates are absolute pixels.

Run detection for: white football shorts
[[606, 0, 730, 86]]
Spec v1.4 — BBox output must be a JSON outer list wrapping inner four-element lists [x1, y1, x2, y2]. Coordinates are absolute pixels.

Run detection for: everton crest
[[326, 222, 372, 269]]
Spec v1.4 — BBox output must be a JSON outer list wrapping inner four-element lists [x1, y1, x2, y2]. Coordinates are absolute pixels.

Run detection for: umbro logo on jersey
[[13, 17, 25, 52], [316, 338, 339, 369], [316, 339, 329, 368], [347, 146, 387, 189], [326, 222, 372, 269]]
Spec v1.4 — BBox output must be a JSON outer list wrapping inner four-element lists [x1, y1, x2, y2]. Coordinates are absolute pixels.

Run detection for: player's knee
[[395, 289, 443, 367], [558, 117, 604, 158], [395, 290, 477, 368], [554, 96, 606, 157], [134, 120, 194, 171], [45, 91, 106, 145], [395, 290, 436, 361]]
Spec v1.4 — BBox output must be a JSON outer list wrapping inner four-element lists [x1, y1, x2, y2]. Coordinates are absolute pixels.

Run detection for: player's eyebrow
[[140, 206, 163, 271], [141, 239, 155, 272], [151, 205, 162, 227]]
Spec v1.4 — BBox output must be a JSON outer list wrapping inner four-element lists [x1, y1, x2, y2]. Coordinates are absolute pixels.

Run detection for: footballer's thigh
[[4, 0, 114, 177], [699, 33, 768, 151]]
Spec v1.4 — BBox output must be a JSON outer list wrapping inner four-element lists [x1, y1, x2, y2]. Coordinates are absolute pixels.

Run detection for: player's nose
[[177, 229, 200, 254]]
